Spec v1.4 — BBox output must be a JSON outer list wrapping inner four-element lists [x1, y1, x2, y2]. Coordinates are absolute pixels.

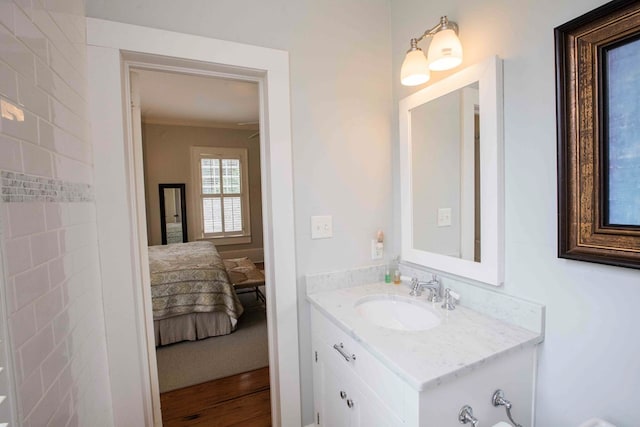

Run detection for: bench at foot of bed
[[223, 257, 266, 303]]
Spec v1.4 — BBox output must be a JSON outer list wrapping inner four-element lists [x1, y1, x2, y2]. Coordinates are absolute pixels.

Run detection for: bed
[[148, 241, 244, 346]]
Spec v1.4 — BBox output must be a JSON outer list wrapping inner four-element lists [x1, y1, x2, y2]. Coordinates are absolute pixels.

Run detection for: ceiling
[[135, 69, 260, 129]]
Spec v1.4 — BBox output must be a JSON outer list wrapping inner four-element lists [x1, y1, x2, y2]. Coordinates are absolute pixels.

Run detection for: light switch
[[437, 208, 452, 227], [311, 215, 333, 239]]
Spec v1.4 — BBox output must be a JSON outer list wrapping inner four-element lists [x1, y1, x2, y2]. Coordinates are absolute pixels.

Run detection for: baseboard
[[304, 424, 315, 427], [218, 247, 264, 263]]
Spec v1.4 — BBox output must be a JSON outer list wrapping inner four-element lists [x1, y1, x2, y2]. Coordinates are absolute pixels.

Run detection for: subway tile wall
[[0, 0, 114, 426]]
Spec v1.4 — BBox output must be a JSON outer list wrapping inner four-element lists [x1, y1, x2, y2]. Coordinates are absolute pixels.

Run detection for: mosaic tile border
[[1, 171, 94, 203]]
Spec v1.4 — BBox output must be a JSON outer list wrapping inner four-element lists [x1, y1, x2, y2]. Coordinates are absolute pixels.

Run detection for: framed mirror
[[556, 1, 640, 269], [399, 56, 504, 286], [159, 183, 188, 245]]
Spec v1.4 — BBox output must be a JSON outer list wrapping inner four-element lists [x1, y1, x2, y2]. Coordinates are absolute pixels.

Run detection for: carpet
[[156, 293, 269, 393]]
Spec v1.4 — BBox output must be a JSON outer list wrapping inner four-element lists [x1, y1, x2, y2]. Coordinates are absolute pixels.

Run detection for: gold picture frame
[[556, 0, 640, 269]]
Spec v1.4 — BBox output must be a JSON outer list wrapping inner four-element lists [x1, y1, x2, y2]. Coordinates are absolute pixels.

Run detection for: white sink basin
[[354, 295, 441, 331]]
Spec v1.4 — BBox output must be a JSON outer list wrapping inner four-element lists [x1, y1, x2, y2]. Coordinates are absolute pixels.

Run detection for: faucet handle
[[458, 405, 478, 426], [441, 288, 459, 310]]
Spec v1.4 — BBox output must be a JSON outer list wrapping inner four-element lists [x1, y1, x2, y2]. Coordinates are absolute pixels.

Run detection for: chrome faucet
[[409, 274, 442, 302]]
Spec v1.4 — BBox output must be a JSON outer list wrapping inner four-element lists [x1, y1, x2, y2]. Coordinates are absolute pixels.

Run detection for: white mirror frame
[[399, 55, 504, 286]]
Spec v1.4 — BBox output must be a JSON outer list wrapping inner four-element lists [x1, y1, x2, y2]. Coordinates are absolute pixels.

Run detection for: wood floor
[[160, 367, 271, 426]]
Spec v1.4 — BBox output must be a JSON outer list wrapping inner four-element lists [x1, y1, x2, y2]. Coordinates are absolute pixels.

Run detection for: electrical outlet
[[371, 239, 384, 260], [311, 215, 332, 239], [437, 208, 452, 227]]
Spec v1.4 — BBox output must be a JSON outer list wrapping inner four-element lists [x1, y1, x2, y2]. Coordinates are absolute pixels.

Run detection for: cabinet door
[[323, 360, 355, 427], [313, 343, 401, 427], [313, 346, 353, 427]]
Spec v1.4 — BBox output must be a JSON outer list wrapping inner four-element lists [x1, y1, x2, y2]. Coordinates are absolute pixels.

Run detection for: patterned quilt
[[148, 241, 244, 321]]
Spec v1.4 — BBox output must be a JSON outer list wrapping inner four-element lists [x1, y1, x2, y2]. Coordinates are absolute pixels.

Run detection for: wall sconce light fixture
[[400, 16, 463, 86]]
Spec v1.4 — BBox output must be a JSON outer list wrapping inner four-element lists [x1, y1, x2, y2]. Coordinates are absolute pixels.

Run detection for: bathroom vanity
[[308, 282, 543, 427], [306, 55, 542, 427]]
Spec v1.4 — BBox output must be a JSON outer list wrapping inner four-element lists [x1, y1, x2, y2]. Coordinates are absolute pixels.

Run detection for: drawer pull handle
[[339, 391, 347, 399], [333, 343, 356, 362], [346, 398, 355, 408]]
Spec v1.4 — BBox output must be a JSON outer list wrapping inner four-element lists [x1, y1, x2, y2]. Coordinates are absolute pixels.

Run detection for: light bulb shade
[[427, 28, 463, 71], [401, 49, 430, 86]]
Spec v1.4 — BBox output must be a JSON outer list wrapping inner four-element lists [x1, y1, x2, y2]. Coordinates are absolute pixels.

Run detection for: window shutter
[[192, 146, 251, 241]]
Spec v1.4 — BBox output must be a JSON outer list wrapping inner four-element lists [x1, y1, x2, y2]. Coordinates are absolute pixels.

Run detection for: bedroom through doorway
[[132, 67, 271, 425]]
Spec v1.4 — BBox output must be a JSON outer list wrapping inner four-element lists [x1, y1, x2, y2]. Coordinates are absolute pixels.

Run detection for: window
[[192, 147, 251, 243]]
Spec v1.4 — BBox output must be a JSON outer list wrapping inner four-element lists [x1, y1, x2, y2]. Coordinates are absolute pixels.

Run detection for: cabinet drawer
[[311, 306, 408, 421]]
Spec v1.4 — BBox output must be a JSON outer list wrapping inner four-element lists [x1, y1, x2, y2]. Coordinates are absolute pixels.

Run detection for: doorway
[[86, 19, 301, 426], [133, 66, 270, 423]]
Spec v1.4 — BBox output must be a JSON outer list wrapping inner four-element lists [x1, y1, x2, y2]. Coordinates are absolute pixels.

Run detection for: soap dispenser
[[385, 257, 398, 284], [392, 256, 401, 285], [384, 264, 391, 283]]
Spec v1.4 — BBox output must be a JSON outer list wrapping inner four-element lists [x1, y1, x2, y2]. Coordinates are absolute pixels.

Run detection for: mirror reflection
[[410, 82, 480, 262], [159, 183, 188, 244]]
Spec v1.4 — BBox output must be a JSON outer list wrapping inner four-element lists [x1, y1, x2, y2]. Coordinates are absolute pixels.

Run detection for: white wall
[[85, 0, 392, 423], [392, 1, 640, 425], [0, 0, 113, 425]]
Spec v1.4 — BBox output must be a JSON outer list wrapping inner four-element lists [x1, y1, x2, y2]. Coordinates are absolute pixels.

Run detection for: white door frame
[[86, 18, 301, 426]]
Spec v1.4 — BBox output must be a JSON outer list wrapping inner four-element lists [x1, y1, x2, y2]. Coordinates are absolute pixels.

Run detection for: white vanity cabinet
[[310, 302, 539, 427], [311, 307, 404, 427]]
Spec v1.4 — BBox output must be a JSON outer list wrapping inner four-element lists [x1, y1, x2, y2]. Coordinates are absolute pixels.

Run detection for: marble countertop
[[307, 281, 543, 392]]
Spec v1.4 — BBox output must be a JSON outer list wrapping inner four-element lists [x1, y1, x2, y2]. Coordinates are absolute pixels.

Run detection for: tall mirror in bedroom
[[159, 183, 188, 244]]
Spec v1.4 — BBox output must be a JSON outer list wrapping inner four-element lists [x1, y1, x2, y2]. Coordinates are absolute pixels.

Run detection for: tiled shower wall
[[0, 0, 113, 426]]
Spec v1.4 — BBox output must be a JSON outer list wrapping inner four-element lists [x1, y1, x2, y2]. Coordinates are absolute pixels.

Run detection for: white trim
[[0, 201, 19, 427], [203, 236, 252, 246], [87, 18, 301, 426], [399, 56, 504, 286]]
